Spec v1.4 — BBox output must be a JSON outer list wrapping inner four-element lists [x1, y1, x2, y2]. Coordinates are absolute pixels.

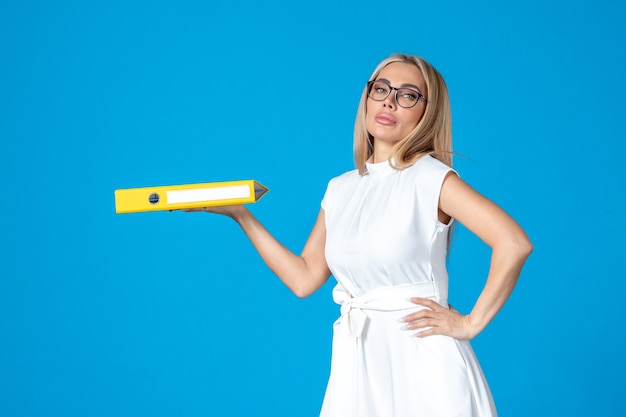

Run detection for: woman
[[188, 54, 532, 417]]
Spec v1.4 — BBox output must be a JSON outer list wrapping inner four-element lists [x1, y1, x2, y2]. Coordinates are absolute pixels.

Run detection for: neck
[[372, 141, 394, 163]]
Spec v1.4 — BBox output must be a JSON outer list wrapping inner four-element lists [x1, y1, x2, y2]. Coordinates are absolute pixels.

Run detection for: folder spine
[[115, 180, 268, 214]]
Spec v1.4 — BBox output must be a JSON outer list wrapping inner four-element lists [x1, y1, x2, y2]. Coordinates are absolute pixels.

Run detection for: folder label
[[166, 184, 250, 204]]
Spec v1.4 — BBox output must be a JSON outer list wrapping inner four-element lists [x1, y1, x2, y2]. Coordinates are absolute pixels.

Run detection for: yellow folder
[[115, 180, 269, 214]]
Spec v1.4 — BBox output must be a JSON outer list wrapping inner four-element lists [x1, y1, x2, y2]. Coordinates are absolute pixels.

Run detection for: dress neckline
[[365, 159, 394, 177], [365, 155, 432, 177]]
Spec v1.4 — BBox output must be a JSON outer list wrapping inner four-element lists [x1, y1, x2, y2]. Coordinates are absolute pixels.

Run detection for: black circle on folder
[[149, 193, 160, 204]]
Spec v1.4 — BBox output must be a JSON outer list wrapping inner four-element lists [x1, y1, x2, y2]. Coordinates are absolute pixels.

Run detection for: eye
[[399, 89, 418, 101], [372, 81, 390, 94]]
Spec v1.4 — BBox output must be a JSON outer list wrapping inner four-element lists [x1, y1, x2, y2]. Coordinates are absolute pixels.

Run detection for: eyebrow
[[377, 78, 424, 94]]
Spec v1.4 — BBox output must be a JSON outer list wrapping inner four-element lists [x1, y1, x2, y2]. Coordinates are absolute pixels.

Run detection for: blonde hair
[[354, 54, 453, 175]]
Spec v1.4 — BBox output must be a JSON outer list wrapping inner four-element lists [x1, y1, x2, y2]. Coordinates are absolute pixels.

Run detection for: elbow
[[291, 277, 326, 298], [514, 233, 533, 261], [293, 287, 314, 299], [496, 231, 533, 262], [521, 232, 533, 257], [524, 239, 534, 258], [289, 279, 316, 298]]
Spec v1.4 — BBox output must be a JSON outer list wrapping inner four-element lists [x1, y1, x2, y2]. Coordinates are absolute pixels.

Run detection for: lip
[[375, 112, 396, 125]]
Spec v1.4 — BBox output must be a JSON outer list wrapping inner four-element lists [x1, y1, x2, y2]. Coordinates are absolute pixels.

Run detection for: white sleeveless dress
[[319, 155, 497, 417]]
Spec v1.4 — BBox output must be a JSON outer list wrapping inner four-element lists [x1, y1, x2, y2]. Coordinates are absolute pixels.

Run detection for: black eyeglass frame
[[366, 80, 428, 108]]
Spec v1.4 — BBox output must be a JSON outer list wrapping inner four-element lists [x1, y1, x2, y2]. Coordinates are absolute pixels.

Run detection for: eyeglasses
[[367, 80, 427, 108]]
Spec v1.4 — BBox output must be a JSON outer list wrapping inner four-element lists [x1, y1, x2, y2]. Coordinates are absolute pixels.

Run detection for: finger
[[402, 318, 437, 330], [406, 311, 450, 327], [402, 303, 452, 322], [414, 327, 441, 338], [410, 297, 440, 309], [400, 309, 435, 323]]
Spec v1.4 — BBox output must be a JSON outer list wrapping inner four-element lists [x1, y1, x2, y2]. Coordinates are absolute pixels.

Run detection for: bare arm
[[188, 205, 331, 298], [402, 173, 533, 339]]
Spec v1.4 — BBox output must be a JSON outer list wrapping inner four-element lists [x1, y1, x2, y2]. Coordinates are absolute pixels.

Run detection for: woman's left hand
[[400, 297, 477, 340]]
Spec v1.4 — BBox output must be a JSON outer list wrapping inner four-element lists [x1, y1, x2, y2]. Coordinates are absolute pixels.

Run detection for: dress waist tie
[[326, 282, 440, 417]]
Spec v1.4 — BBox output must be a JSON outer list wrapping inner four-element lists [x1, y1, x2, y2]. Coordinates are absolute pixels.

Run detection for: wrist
[[464, 314, 485, 339], [231, 205, 251, 223]]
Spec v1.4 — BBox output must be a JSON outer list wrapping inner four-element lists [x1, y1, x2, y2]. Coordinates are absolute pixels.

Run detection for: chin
[[374, 135, 403, 145]]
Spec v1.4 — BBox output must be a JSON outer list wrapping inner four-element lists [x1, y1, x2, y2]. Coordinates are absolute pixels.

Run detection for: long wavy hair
[[354, 54, 452, 174]]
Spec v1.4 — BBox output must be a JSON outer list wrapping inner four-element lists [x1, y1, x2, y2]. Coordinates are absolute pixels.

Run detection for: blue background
[[1, 0, 624, 416]]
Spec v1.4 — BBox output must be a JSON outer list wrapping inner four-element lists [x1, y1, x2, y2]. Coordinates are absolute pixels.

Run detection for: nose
[[383, 88, 396, 109]]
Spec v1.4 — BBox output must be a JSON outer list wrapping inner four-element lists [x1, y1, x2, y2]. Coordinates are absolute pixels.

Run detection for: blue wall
[[1, 0, 624, 416]]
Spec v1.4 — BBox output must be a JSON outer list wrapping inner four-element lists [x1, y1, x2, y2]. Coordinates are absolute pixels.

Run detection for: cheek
[[406, 108, 425, 129]]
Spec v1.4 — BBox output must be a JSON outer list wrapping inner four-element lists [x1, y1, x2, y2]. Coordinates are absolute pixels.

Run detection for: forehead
[[377, 62, 426, 91]]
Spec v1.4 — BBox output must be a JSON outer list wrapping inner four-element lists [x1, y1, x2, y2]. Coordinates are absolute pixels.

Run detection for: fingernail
[[400, 324, 411, 330], [397, 317, 407, 323]]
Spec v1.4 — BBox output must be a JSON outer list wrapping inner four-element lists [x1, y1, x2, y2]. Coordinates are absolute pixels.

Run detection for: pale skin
[[187, 62, 532, 341]]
